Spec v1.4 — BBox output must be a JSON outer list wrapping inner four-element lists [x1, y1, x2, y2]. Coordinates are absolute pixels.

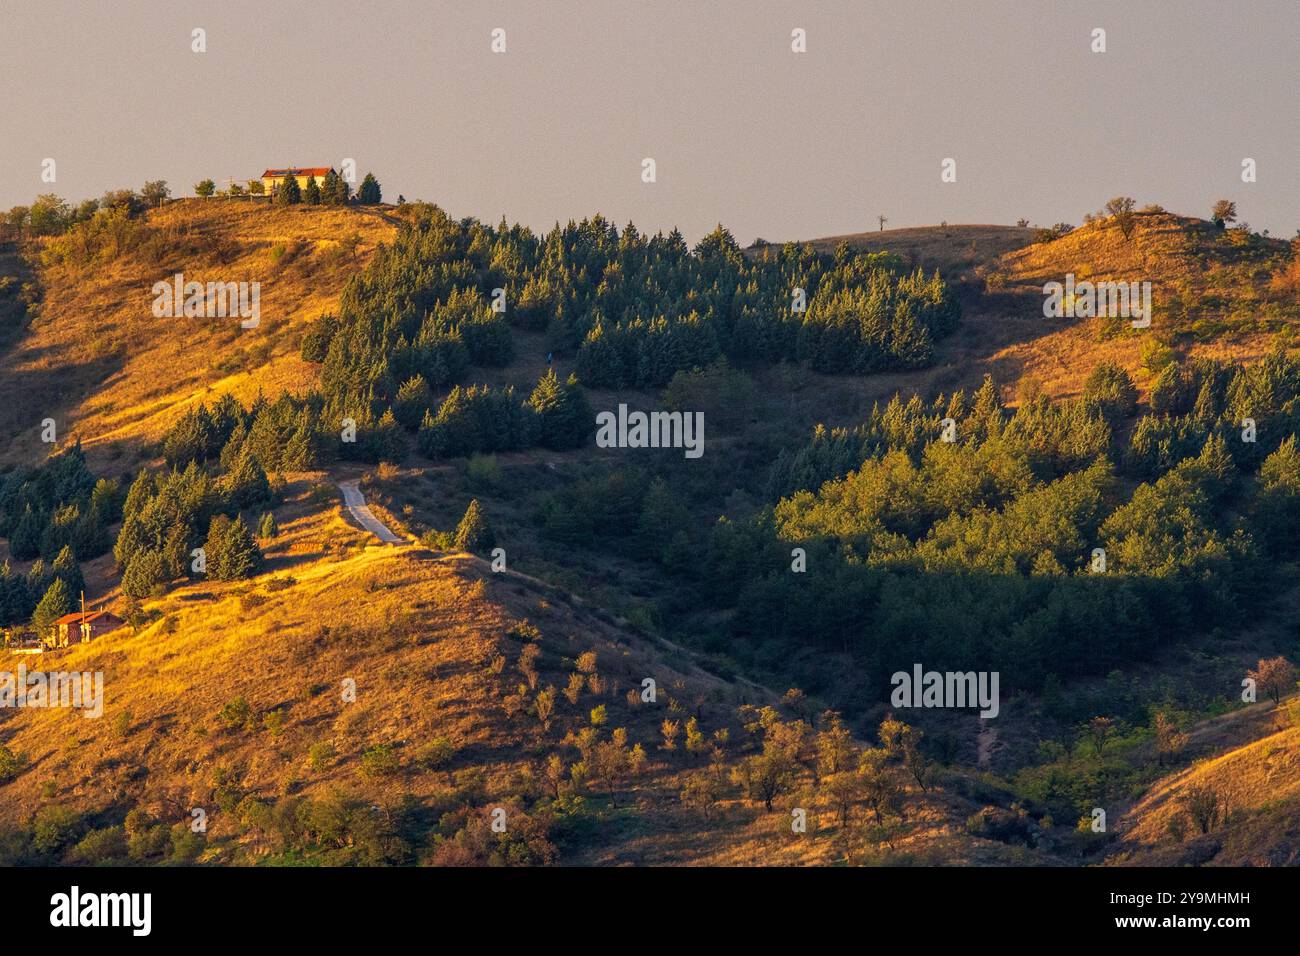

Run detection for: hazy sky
[[3, 0, 1297, 242]]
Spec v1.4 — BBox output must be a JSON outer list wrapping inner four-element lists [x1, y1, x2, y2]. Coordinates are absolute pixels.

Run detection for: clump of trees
[[271, 170, 366, 206], [0, 444, 118, 627], [312, 206, 958, 419], [115, 423, 272, 597], [551, 350, 1300, 701]]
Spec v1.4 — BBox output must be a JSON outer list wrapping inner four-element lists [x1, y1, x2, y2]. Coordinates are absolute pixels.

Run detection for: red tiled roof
[[261, 167, 333, 178], [52, 610, 125, 626]]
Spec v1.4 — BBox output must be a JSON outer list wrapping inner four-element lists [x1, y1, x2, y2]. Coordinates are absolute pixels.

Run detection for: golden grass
[[0, 201, 398, 470]]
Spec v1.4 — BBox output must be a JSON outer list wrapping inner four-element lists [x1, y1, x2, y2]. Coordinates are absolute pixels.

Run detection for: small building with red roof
[[260, 167, 334, 195]]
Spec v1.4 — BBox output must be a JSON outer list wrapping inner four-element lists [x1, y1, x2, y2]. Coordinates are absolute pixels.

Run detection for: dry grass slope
[[0, 201, 398, 470]]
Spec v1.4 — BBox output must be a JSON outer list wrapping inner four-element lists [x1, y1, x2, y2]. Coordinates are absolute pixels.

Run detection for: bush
[[308, 741, 337, 771], [414, 738, 457, 770], [32, 805, 82, 855], [68, 825, 127, 864], [0, 746, 26, 783], [218, 696, 252, 730], [360, 744, 400, 778]]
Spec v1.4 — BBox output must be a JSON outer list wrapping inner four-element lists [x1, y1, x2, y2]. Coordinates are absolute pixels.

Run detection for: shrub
[[218, 696, 252, 730], [0, 746, 26, 783], [360, 744, 400, 778], [32, 805, 82, 855], [415, 738, 457, 770], [308, 741, 337, 771], [68, 825, 127, 864]]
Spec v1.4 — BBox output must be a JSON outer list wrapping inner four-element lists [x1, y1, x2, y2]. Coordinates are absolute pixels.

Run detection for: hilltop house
[[48, 609, 126, 649], [261, 167, 333, 194]]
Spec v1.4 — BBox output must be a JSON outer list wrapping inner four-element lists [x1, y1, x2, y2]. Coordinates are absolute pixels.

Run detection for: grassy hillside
[[0, 477, 1066, 866], [0, 201, 398, 469], [976, 211, 1299, 405], [1109, 702, 1300, 866], [2, 198, 1298, 868], [794, 212, 1298, 410], [783, 223, 1036, 285]]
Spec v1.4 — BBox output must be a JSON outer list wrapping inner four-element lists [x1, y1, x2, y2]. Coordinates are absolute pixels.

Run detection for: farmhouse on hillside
[[49, 609, 126, 649], [260, 167, 333, 194]]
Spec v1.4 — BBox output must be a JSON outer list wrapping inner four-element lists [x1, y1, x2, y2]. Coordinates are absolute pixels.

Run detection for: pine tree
[[303, 175, 321, 205], [320, 169, 345, 205], [205, 514, 261, 581], [358, 172, 381, 205], [121, 549, 168, 600], [51, 546, 84, 602], [453, 499, 495, 553], [257, 511, 278, 540], [275, 173, 301, 205], [221, 446, 272, 510], [393, 375, 433, 430], [528, 370, 592, 449], [10, 505, 42, 560], [32, 577, 72, 637]]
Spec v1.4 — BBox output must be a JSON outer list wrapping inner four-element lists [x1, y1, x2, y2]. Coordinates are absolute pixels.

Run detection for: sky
[[2, 0, 1298, 243]]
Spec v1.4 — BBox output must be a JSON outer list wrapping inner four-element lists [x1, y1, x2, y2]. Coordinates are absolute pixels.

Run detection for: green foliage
[[528, 369, 592, 449], [301, 313, 338, 363], [0, 745, 26, 783], [121, 549, 169, 600], [321, 169, 348, 205], [275, 173, 301, 205], [393, 374, 433, 430], [453, 499, 495, 553], [1082, 361, 1138, 424], [360, 744, 399, 777], [357, 172, 382, 204], [32, 805, 82, 855], [194, 179, 215, 198], [203, 514, 262, 581], [32, 577, 71, 635]]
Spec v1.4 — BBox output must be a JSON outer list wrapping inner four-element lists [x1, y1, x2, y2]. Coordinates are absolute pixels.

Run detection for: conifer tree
[[275, 173, 301, 205], [528, 370, 592, 449], [51, 545, 84, 602], [205, 514, 261, 581], [303, 174, 322, 205], [121, 549, 168, 600], [32, 577, 72, 636], [324, 169, 347, 204], [358, 172, 381, 204], [453, 499, 494, 553]]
